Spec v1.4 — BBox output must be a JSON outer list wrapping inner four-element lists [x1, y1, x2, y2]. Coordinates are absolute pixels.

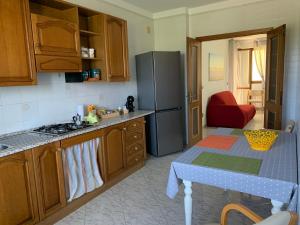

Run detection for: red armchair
[[207, 91, 256, 128]]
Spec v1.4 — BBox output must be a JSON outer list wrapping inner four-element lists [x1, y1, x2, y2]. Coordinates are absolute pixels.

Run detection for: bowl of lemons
[[244, 129, 279, 151]]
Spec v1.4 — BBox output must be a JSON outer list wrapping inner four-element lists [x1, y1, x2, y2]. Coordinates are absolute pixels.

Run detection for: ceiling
[[122, 0, 225, 13]]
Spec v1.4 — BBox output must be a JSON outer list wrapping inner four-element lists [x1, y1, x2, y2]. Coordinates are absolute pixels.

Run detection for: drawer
[[127, 150, 144, 167], [125, 130, 144, 146], [126, 141, 144, 157], [125, 118, 145, 132]]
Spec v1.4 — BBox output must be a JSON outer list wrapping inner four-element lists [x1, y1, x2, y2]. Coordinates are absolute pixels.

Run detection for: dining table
[[166, 128, 298, 225]]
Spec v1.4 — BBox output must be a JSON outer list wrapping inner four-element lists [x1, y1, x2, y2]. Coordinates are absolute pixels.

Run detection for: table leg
[[183, 180, 192, 225], [271, 200, 283, 214]]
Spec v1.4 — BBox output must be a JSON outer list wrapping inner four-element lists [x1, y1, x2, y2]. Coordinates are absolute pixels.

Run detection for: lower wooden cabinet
[[0, 117, 146, 225], [103, 118, 146, 181], [124, 118, 147, 166], [32, 142, 66, 220], [103, 124, 126, 180], [0, 151, 39, 225]]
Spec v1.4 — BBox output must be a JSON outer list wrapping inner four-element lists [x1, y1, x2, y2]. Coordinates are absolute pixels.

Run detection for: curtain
[[232, 41, 248, 104], [254, 41, 267, 85], [62, 138, 104, 202]]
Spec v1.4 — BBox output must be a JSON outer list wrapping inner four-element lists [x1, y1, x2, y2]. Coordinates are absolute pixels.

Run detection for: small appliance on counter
[[72, 113, 82, 126], [125, 96, 135, 112]]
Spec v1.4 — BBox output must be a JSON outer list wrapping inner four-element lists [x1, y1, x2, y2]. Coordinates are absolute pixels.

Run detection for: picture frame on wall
[[209, 53, 225, 81]]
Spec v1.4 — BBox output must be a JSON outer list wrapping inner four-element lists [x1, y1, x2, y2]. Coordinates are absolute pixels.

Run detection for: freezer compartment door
[[156, 109, 183, 156]]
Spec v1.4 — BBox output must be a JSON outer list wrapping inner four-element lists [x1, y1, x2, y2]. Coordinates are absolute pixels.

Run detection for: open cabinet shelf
[[80, 30, 102, 36]]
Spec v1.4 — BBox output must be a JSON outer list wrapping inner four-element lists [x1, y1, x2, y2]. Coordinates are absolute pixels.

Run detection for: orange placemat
[[196, 135, 239, 151]]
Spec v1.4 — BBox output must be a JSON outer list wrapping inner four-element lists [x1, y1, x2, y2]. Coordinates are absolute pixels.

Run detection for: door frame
[[187, 37, 203, 147], [187, 27, 278, 146]]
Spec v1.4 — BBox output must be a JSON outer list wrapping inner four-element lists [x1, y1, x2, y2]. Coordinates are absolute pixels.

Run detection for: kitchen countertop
[[0, 110, 154, 158]]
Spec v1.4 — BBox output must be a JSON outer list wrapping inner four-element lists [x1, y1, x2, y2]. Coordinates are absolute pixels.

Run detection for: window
[[252, 52, 262, 82]]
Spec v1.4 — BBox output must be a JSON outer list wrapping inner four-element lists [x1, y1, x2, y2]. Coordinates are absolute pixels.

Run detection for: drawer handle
[[133, 123, 137, 127], [135, 158, 139, 161], [123, 127, 127, 131], [134, 147, 138, 150], [134, 135, 137, 139]]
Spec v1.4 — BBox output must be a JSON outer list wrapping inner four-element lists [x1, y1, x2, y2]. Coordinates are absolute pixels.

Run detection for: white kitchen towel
[[63, 148, 78, 202], [63, 138, 104, 202], [89, 139, 104, 188], [73, 144, 86, 199], [82, 141, 96, 192]]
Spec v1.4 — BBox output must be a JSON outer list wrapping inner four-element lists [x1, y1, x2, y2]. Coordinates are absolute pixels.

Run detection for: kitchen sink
[[0, 144, 9, 151]]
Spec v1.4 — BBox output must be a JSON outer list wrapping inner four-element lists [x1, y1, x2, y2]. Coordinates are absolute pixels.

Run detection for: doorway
[[187, 26, 286, 146]]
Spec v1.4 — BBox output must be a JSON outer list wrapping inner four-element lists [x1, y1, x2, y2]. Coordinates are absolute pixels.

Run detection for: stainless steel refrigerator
[[136, 51, 184, 157]]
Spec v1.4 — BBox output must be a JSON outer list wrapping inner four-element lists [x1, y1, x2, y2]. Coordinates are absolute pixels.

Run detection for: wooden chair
[[247, 90, 264, 108], [206, 203, 297, 225]]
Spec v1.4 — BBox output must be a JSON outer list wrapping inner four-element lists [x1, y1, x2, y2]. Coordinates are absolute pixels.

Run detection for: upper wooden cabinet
[[31, 14, 80, 57], [32, 142, 66, 220], [105, 15, 129, 82], [29, 2, 82, 73], [0, 151, 39, 225], [0, 0, 36, 86], [0, 0, 130, 86]]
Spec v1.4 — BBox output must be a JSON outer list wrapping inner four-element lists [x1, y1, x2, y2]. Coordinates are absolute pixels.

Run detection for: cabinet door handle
[[123, 127, 127, 131], [134, 147, 138, 150], [135, 158, 139, 162], [134, 135, 137, 139]]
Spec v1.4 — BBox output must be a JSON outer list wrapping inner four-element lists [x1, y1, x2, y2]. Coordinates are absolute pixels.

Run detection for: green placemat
[[192, 152, 262, 175], [230, 129, 244, 136]]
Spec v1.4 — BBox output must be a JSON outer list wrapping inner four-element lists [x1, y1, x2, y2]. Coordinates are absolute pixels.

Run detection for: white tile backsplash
[[0, 73, 137, 135]]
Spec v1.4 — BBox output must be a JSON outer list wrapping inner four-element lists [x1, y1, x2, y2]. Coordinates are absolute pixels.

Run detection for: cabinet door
[[105, 15, 129, 82], [31, 14, 80, 57], [103, 124, 126, 180], [0, 0, 36, 86], [32, 142, 66, 219], [0, 151, 39, 225]]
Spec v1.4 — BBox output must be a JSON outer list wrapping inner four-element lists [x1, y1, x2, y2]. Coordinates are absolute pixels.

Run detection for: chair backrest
[[255, 211, 296, 225], [209, 91, 238, 106]]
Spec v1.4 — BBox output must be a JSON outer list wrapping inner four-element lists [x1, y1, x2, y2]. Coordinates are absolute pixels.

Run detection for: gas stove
[[33, 122, 92, 135]]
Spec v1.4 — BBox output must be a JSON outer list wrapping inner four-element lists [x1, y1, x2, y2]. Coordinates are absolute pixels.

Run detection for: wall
[[0, 0, 154, 135], [202, 40, 229, 125], [154, 14, 188, 144], [190, 0, 300, 125]]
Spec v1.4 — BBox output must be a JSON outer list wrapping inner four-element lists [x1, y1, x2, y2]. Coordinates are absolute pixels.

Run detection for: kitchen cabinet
[[103, 124, 127, 180], [29, 3, 81, 72], [32, 142, 66, 220], [0, 0, 36, 86], [31, 14, 80, 57], [0, 116, 146, 225], [0, 151, 39, 225], [124, 118, 147, 167], [103, 118, 146, 181], [105, 15, 129, 82]]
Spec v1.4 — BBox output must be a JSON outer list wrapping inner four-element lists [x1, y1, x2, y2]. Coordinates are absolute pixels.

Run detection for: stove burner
[[33, 122, 92, 135]]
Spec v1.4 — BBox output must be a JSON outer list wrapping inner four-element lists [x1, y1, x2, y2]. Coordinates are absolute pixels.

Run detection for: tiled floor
[[244, 110, 264, 130], [55, 155, 271, 225], [55, 111, 269, 225]]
